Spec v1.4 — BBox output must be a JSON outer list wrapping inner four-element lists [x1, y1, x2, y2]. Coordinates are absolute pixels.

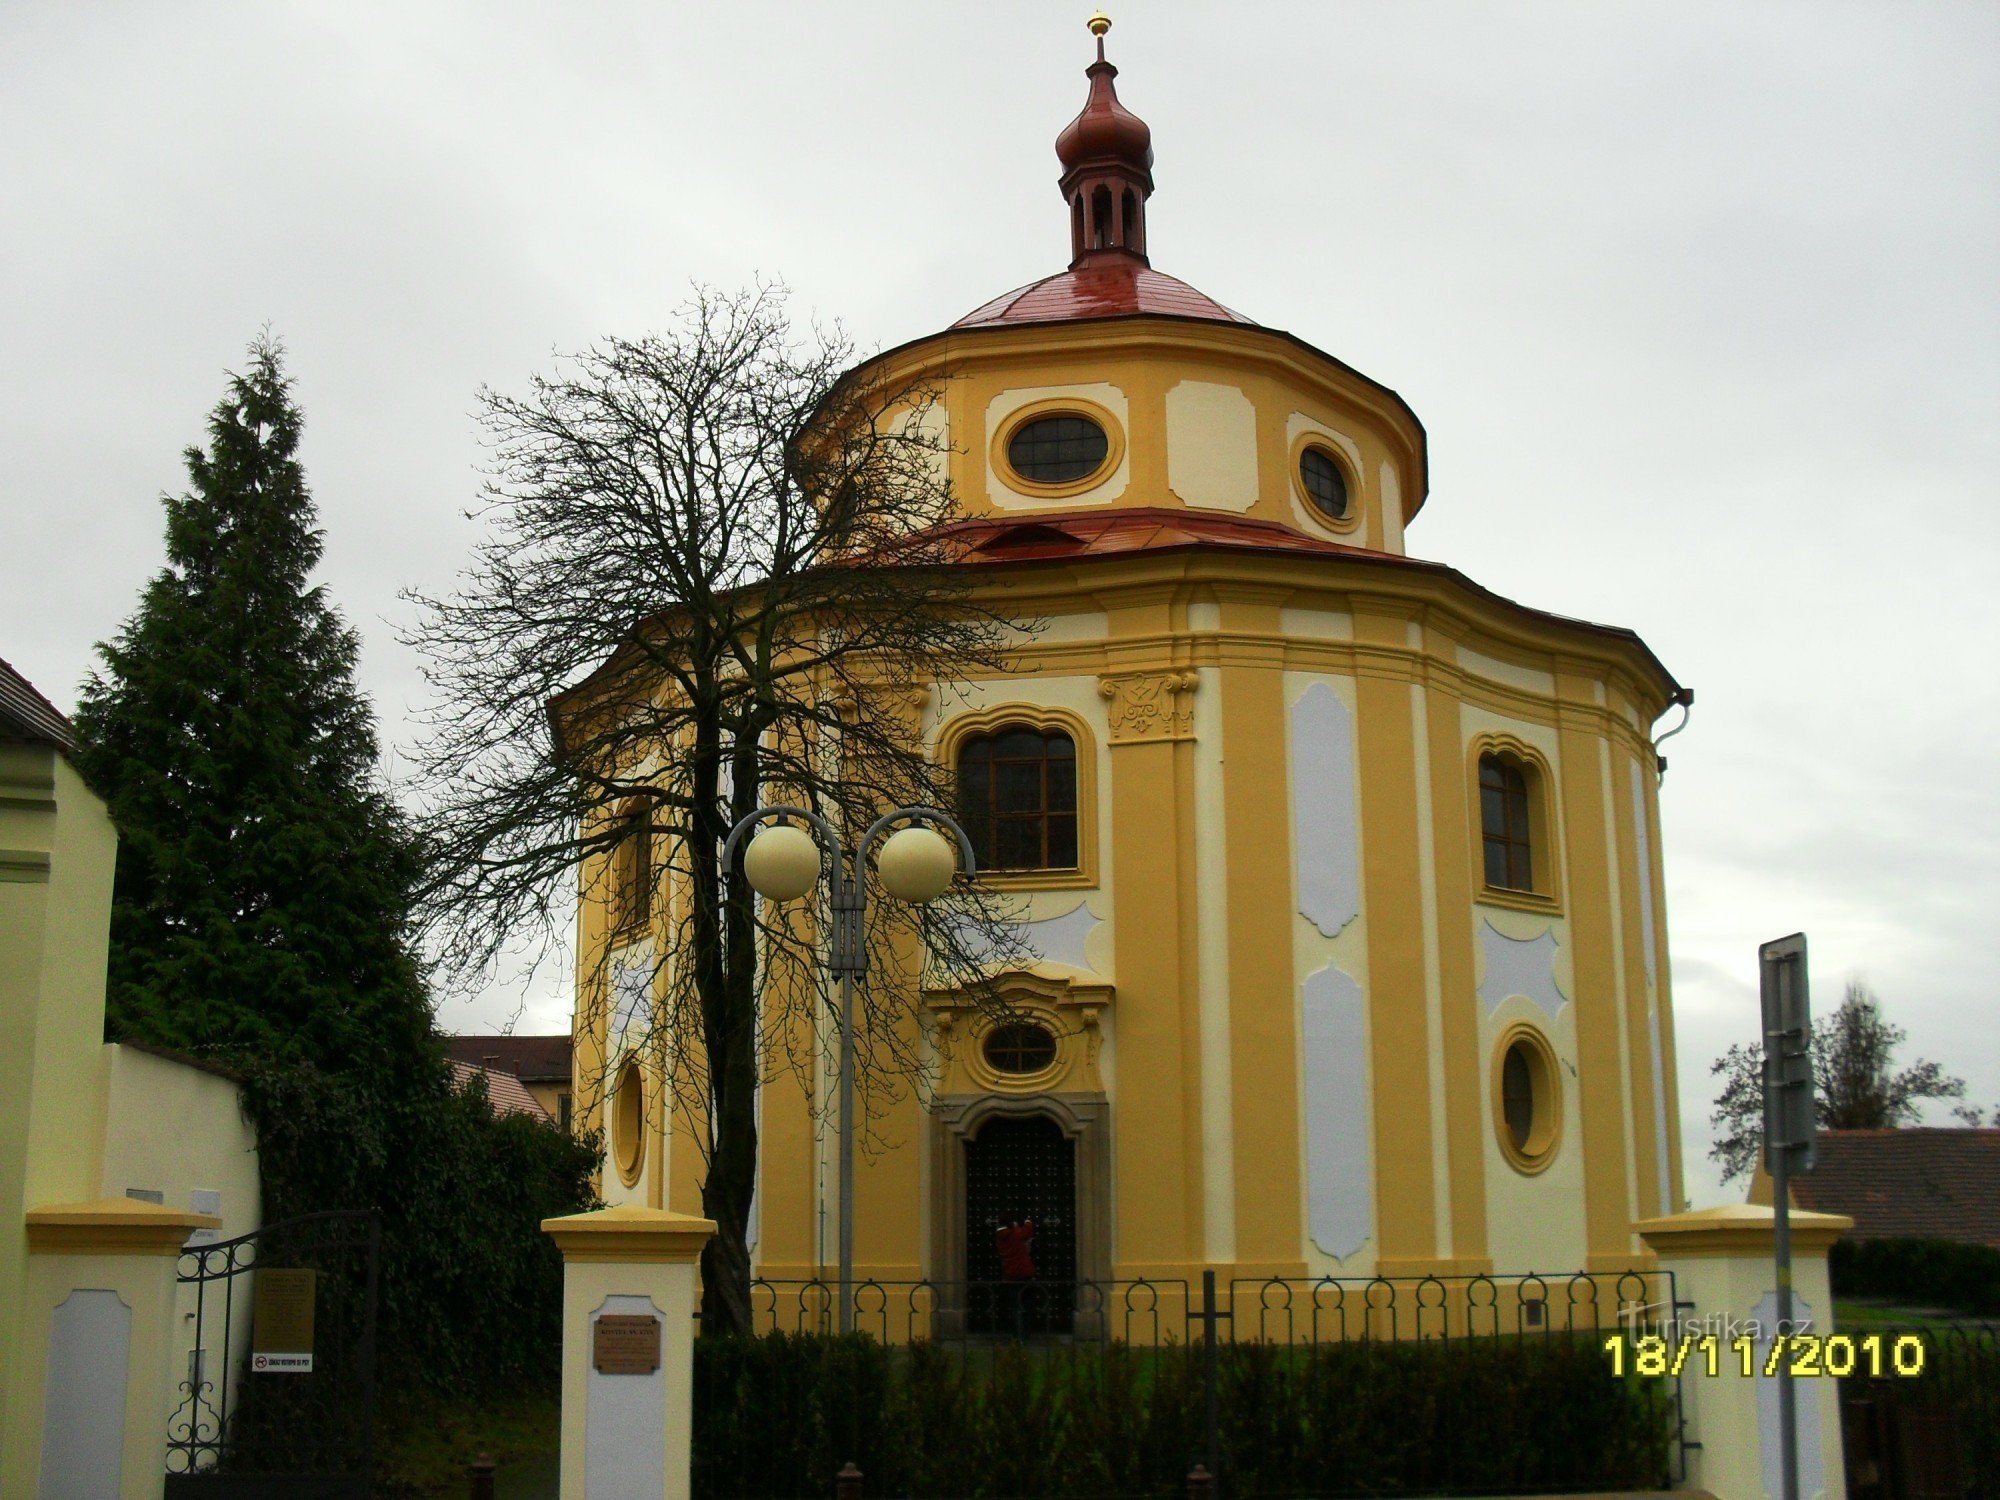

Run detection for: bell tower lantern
[[1055, 14, 1155, 267]]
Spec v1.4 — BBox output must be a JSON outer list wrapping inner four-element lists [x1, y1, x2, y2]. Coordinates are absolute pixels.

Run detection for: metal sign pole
[[1760, 933, 1813, 1500]]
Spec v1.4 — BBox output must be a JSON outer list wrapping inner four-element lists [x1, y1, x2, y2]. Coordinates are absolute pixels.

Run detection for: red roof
[[1791, 1129, 2000, 1247], [445, 1033, 572, 1084], [935, 507, 1368, 563], [449, 1059, 555, 1125], [954, 260, 1251, 330]]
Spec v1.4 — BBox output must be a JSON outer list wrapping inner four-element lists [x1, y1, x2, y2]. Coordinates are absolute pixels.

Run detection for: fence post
[[542, 1204, 717, 1500], [835, 1460, 864, 1500], [4, 1199, 218, 1500], [469, 1453, 496, 1500], [1638, 1205, 1852, 1500], [1201, 1269, 1219, 1485]]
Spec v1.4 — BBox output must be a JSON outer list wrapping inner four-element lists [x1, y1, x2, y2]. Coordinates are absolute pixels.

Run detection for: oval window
[[1007, 415, 1109, 485], [1495, 1028, 1560, 1173], [1502, 1043, 1536, 1152], [1299, 446, 1349, 520], [983, 1022, 1058, 1075], [613, 1055, 646, 1184]]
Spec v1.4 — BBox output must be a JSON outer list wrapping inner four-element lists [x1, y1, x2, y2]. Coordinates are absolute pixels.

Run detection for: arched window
[[1479, 755, 1534, 892], [611, 801, 653, 933], [957, 728, 1078, 872]]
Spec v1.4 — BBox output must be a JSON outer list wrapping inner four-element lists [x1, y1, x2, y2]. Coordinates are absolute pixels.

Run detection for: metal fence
[[749, 1268, 1676, 1351]]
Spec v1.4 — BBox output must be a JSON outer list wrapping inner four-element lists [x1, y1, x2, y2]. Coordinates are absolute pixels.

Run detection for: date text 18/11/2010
[[1603, 1332, 1926, 1379]]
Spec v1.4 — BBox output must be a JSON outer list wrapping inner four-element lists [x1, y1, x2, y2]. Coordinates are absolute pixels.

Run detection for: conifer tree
[[75, 337, 435, 1083]]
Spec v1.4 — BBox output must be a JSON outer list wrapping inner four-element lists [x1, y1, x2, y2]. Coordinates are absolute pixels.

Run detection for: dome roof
[[954, 258, 1251, 329]]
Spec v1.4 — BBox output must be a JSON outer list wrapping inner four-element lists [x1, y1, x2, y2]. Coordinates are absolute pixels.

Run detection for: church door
[[964, 1113, 1077, 1335]]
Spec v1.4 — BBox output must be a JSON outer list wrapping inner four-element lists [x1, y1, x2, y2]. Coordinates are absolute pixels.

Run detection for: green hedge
[[1831, 1238, 2000, 1317], [242, 1058, 600, 1397], [692, 1333, 1673, 1498]]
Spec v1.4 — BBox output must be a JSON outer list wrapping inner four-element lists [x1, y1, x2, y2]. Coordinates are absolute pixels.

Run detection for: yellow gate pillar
[[1637, 1205, 1852, 1500], [4, 1199, 218, 1500], [543, 1204, 716, 1500]]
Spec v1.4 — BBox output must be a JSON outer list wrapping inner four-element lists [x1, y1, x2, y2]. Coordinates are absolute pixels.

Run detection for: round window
[[1299, 446, 1349, 520], [983, 1022, 1058, 1075], [1007, 415, 1109, 485]]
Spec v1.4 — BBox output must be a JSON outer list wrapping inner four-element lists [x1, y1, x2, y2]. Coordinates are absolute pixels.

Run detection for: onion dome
[[1057, 14, 1155, 267], [954, 14, 1251, 329]]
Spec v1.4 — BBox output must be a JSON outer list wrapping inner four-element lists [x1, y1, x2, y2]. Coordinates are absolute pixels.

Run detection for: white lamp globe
[[742, 823, 821, 902], [876, 825, 959, 904]]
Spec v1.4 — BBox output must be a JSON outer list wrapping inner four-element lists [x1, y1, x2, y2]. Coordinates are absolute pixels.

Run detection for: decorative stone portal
[[929, 1093, 1110, 1338]]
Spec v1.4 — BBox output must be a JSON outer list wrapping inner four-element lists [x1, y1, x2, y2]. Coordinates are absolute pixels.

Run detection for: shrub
[[691, 1332, 1673, 1498], [1831, 1238, 2000, 1317], [242, 1058, 599, 1397]]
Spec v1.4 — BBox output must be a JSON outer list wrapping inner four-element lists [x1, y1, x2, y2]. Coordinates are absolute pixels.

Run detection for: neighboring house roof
[[449, 1059, 555, 1124], [0, 655, 76, 752], [1789, 1128, 2000, 1247], [444, 1033, 572, 1086]]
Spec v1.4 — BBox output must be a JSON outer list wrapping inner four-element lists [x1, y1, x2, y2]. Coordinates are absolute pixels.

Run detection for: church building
[[573, 18, 1690, 1302]]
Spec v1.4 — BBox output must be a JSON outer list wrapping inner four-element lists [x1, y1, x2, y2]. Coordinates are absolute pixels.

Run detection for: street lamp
[[722, 804, 975, 1333]]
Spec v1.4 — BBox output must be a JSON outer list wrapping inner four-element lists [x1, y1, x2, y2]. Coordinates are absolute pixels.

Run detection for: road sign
[[1760, 933, 1815, 1176]]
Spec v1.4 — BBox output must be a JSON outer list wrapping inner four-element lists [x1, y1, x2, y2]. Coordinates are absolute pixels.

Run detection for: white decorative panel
[[1290, 683, 1360, 938], [1631, 761, 1671, 1212], [951, 901, 1102, 973], [1302, 964, 1372, 1259], [1477, 922, 1565, 1021], [1752, 1291, 1825, 1500], [39, 1289, 130, 1500], [585, 1294, 667, 1500], [1166, 381, 1258, 512]]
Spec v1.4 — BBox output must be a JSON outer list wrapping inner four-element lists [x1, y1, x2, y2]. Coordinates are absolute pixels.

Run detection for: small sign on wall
[[251, 1268, 316, 1373], [593, 1313, 661, 1374]]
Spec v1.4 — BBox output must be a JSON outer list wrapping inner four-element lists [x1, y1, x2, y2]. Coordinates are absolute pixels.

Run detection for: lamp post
[[722, 804, 975, 1333]]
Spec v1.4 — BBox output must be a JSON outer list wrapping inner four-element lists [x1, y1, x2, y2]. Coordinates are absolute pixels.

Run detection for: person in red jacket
[[994, 1219, 1035, 1337]]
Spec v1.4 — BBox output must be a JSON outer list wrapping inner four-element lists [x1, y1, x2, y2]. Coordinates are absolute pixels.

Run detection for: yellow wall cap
[[541, 1203, 718, 1264], [26, 1198, 221, 1256], [1634, 1203, 1853, 1258]]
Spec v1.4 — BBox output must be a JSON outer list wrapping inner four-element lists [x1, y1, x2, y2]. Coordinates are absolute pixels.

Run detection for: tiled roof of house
[[1790, 1128, 2000, 1247], [449, 1059, 555, 1124], [0, 656, 75, 751], [444, 1033, 572, 1084]]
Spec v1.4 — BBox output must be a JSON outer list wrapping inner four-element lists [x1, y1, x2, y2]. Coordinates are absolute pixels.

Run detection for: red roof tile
[[954, 261, 1251, 329], [1791, 1129, 2000, 1247], [449, 1059, 555, 1125], [934, 507, 1376, 564]]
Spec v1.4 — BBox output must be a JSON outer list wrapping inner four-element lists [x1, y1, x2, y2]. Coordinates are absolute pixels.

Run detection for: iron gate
[[165, 1209, 379, 1500], [964, 1113, 1077, 1335]]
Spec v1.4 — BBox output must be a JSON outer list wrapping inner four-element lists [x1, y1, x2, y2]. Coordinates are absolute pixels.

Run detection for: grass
[[376, 1386, 560, 1499], [1834, 1298, 1992, 1333]]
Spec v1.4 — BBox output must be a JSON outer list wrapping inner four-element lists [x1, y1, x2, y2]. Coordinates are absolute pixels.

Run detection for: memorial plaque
[[251, 1268, 317, 1373], [593, 1313, 661, 1374]]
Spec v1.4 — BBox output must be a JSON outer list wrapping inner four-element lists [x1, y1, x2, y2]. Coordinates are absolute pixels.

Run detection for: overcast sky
[[4, 2, 1995, 1209]]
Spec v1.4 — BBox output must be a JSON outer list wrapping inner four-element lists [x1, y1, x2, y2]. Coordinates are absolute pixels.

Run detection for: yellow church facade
[[572, 25, 1689, 1298]]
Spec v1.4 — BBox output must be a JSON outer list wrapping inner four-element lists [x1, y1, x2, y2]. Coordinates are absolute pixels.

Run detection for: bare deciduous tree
[[1708, 979, 1971, 1183], [405, 284, 1028, 1331]]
